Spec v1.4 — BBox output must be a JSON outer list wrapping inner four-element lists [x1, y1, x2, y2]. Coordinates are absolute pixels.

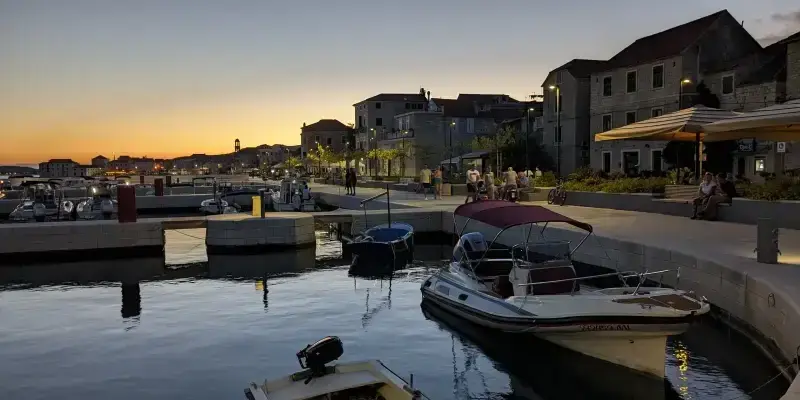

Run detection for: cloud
[[757, 10, 800, 46]]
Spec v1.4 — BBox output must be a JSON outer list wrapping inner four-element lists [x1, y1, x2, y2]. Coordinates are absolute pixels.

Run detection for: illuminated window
[[754, 156, 766, 173]]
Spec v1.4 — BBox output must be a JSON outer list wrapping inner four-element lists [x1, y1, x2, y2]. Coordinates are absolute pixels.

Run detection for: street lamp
[[526, 106, 535, 173], [449, 120, 455, 182], [369, 128, 376, 178], [548, 84, 561, 177]]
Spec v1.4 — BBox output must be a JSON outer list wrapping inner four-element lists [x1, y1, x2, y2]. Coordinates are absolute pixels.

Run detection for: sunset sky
[[2, 0, 799, 165]]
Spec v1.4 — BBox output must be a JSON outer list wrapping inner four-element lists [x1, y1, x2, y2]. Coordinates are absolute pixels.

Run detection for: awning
[[594, 106, 740, 142], [454, 200, 593, 232], [441, 151, 489, 165], [702, 99, 800, 142]]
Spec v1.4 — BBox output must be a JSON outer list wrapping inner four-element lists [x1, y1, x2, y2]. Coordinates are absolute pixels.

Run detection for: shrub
[[534, 171, 557, 187], [563, 177, 668, 194], [739, 179, 800, 201]]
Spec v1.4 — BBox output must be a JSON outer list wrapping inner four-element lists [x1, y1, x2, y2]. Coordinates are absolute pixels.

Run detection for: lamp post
[[548, 85, 561, 177], [526, 106, 535, 173], [449, 120, 455, 182], [678, 78, 700, 180], [369, 128, 376, 179]]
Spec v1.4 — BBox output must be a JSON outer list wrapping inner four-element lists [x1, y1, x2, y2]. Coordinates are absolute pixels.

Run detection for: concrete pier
[[205, 213, 315, 254]]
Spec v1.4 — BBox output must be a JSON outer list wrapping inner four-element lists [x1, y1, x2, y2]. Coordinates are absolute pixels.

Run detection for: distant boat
[[270, 177, 315, 212]]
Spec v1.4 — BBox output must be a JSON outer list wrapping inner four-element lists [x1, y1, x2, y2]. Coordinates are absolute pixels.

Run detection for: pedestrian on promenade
[[349, 168, 358, 196], [419, 165, 432, 200], [483, 167, 495, 200], [344, 169, 352, 195], [465, 165, 480, 204], [433, 166, 443, 199]]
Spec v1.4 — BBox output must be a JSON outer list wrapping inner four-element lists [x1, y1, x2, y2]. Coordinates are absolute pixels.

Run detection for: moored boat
[[244, 336, 426, 400], [420, 200, 710, 378], [344, 188, 414, 276]]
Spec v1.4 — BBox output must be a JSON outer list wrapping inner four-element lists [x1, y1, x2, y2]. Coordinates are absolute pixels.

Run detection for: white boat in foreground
[[421, 200, 710, 378], [245, 336, 426, 400]]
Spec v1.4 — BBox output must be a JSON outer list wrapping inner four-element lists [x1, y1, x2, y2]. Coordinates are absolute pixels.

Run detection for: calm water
[[0, 230, 789, 399]]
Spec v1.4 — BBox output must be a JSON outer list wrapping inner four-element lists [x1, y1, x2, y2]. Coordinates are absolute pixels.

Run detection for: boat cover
[[454, 200, 593, 232]]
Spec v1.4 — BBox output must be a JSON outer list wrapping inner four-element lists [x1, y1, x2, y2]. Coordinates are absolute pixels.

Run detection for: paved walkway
[[310, 182, 800, 287]]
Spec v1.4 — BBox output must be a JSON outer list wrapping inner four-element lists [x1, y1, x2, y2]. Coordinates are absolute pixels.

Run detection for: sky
[[1, 0, 799, 165]]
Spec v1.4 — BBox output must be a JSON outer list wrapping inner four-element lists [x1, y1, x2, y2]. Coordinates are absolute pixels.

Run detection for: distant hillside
[[0, 166, 38, 175]]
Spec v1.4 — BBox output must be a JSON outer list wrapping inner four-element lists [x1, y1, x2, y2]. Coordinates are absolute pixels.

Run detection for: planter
[[441, 183, 452, 196]]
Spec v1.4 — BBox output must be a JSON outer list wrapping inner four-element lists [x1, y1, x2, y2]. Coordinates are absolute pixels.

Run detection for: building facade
[[541, 59, 606, 176], [91, 155, 109, 168], [588, 10, 763, 176], [300, 119, 354, 166], [38, 159, 81, 177], [353, 91, 428, 156]]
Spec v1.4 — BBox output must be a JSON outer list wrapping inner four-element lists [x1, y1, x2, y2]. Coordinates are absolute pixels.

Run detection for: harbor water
[[0, 229, 790, 399]]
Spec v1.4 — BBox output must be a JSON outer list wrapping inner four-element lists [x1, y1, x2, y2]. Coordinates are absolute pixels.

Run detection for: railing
[[358, 183, 392, 233]]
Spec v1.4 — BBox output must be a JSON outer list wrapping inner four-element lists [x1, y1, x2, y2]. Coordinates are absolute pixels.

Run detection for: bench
[[653, 185, 731, 207]]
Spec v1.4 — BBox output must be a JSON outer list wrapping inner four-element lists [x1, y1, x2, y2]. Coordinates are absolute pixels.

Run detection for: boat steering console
[[296, 336, 344, 384]]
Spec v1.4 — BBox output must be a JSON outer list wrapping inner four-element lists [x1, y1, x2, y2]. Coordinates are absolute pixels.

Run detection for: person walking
[[344, 169, 352, 195], [465, 165, 480, 204], [483, 167, 495, 200], [419, 164, 432, 200], [349, 168, 358, 196], [502, 167, 517, 201], [432, 167, 443, 199]]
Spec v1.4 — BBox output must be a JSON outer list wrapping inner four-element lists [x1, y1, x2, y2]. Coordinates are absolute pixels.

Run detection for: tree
[[284, 156, 302, 169], [471, 126, 517, 173]]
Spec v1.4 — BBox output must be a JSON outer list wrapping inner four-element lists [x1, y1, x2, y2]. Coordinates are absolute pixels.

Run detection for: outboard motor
[[453, 232, 488, 264], [33, 203, 46, 222], [100, 199, 114, 219], [296, 336, 344, 384]]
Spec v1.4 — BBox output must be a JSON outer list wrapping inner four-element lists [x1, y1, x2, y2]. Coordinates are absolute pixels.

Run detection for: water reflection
[[121, 283, 141, 330], [356, 276, 393, 329], [421, 301, 677, 400]]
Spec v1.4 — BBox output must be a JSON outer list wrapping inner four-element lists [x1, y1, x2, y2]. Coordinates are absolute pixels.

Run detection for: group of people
[[343, 168, 358, 196], [418, 165, 443, 200], [463, 166, 538, 203], [691, 172, 737, 220]]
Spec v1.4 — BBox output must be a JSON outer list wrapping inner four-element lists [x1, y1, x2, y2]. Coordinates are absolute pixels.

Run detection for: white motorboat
[[270, 178, 315, 212], [199, 198, 238, 215], [75, 185, 118, 220], [8, 182, 73, 222], [420, 200, 710, 378], [245, 336, 426, 400]]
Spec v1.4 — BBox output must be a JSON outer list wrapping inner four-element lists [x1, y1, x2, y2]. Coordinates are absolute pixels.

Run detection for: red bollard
[[165, 175, 172, 186], [139, 175, 145, 185], [117, 185, 137, 223], [154, 178, 164, 196]]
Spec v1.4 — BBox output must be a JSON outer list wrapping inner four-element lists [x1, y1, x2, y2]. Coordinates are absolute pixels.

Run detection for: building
[[77, 165, 103, 177], [300, 119, 354, 160], [108, 156, 132, 171], [133, 157, 155, 172], [353, 90, 428, 151], [541, 59, 608, 176], [388, 93, 528, 177], [38, 159, 80, 178], [91, 155, 108, 168], [258, 145, 293, 166], [588, 10, 763, 176]]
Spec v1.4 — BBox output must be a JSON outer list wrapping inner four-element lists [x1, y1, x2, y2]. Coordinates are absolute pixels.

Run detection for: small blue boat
[[344, 187, 415, 276]]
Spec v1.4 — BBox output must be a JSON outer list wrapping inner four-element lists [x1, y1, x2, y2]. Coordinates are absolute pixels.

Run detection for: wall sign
[[777, 142, 786, 153], [737, 139, 755, 152]]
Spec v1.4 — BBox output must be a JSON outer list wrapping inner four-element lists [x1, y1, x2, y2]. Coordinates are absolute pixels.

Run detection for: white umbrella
[[594, 106, 740, 142], [702, 99, 800, 142]]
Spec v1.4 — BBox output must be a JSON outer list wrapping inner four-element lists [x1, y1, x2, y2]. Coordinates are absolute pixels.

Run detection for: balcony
[[380, 129, 415, 141]]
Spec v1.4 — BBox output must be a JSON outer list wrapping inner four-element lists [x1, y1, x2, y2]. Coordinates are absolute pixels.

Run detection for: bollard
[[117, 184, 137, 223], [154, 178, 164, 196], [165, 175, 172, 186], [260, 191, 267, 218], [756, 218, 780, 264], [139, 175, 145, 185]]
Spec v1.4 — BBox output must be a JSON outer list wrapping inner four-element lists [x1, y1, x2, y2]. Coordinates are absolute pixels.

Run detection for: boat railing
[[357, 184, 392, 234]]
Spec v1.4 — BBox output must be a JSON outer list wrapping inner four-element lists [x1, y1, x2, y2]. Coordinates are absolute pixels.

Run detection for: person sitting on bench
[[691, 172, 717, 220], [701, 173, 736, 221]]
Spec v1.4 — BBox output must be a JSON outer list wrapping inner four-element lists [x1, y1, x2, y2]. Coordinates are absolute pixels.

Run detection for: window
[[375, 117, 383, 126], [602, 77, 612, 96], [626, 111, 636, 125], [622, 150, 640, 175], [466, 118, 475, 134], [602, 151, 612, 173], [754, 156, 766, 173], [341, 136, 347, 144], [722, 75, 734, 95], [651, 149, 663, 173], [314, 135, 320, 143], [651, 107, 664, 118], [626, 71, 637, 93], [555, 126, 562, 143], [375, 102, 382, 109], [602, 114, 613, 131], [652, 65, 664, 89], [327, 137, 332, 145], [357, 115, 363, 128], [405, 103, 410, 109]]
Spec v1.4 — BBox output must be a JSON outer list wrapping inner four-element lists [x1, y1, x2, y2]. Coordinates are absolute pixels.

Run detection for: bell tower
[[235, 138, 241, 152]]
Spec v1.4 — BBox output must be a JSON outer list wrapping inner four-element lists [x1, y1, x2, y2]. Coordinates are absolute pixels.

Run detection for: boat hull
[[346, 238, 414, 276], [421, 273, 704, 378]]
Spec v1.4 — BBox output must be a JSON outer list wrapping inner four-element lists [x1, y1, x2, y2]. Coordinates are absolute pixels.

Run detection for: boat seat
[[492, 275, 514, 299], [527, 266, 578, 295]]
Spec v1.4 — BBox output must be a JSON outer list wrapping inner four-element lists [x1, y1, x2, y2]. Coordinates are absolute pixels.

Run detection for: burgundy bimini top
[[454, 200, 593, 232]]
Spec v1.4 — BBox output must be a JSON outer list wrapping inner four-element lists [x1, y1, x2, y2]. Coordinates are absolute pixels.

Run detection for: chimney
[[302, 122, 306, 127], [426, 91, 431, 101]]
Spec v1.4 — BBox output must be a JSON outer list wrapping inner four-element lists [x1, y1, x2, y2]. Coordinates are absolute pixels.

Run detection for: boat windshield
[[515, 241, 572, 265]]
